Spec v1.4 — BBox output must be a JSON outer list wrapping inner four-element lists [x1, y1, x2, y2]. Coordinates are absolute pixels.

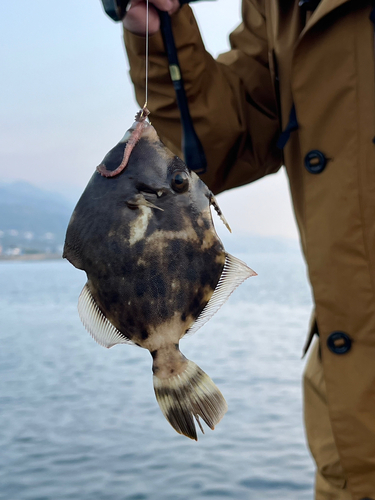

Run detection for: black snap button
[[327, 331, 352, 355], [304, 150, 327, 174]]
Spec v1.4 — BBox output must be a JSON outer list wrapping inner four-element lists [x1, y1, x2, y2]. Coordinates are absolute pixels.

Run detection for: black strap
[[276, 104, 298, 149], [158, 11, 207, 174]]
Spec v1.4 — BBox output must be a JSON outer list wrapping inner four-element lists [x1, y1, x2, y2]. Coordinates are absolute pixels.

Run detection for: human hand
[[123, 0, 180, 35]]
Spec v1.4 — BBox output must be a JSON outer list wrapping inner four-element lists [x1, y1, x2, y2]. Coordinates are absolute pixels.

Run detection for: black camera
[[101, 0, 211, 22], [101, 0, 130, 21]]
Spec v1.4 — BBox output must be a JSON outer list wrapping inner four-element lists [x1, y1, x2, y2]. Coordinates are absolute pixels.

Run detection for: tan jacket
[[124, 1, 375, 496]]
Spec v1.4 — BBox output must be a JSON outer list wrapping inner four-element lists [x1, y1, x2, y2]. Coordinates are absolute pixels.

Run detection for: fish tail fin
[[153, 357, 227, 441]]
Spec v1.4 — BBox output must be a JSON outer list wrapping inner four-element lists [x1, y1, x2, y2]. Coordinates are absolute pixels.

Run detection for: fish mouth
[[137, 183, 165, 199]]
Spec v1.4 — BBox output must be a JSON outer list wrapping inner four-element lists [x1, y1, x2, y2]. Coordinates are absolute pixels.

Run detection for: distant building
[[6, 247, 21, 256]]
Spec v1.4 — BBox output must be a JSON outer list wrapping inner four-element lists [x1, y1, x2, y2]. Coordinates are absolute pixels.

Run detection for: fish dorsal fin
[[78, 283, 134, 348], [185, 253, 257, 337]]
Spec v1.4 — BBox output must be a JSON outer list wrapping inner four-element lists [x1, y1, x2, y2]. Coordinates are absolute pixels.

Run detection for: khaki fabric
[[304, 339, 352, 499], [124, 1, 375, 498]]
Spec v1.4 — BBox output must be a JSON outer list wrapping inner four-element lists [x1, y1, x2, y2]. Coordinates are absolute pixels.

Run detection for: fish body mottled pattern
[[64, 134, 225, 350]]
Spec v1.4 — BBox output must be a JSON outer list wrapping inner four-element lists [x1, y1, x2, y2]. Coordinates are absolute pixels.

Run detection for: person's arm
[[124, 0, 282, 194]]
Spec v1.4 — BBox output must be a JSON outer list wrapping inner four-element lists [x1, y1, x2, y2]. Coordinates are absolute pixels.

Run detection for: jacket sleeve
[[123, 0, 282, 194]]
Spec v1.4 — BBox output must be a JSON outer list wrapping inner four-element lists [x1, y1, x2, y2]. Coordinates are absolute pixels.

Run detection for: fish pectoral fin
[[78, 283, 134, 348], [185, 253, 257, 337], [127, 194, 164, 211]]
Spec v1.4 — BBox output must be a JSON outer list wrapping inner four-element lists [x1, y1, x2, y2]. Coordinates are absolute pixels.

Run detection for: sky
[[0, 0, 299, 240]]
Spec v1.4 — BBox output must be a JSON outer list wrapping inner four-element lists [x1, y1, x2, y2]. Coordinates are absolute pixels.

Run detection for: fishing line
[[143, 0, 149, 113]]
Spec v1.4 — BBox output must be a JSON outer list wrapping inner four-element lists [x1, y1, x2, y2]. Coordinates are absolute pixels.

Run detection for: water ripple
[[0, 258, 314, 500]]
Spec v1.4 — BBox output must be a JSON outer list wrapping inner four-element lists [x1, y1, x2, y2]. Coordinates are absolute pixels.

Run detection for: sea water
[[0, 244, 315, 500]]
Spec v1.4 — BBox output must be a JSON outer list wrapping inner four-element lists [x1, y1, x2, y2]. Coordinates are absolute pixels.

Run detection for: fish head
[[110, 121, 213, 216], [63, 120, 221, 270]]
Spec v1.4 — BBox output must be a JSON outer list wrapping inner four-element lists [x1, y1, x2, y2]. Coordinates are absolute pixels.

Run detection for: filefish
[[63, 109, 256, 440]]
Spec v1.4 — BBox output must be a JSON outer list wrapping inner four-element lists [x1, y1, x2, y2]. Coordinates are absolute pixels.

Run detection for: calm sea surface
[[0, 243, 315, 500]]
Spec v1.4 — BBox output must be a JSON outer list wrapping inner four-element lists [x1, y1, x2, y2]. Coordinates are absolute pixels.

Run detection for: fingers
[[123, 2, 160, 35], [123, 0, 181, 36]]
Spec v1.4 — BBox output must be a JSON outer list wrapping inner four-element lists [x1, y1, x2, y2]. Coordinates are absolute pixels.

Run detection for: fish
[[63, 109, 256, 440]]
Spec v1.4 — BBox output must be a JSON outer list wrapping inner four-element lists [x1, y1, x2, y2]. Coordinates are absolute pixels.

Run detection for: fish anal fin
[[185, 253, 256, 337], [78, 284, 134, 348]]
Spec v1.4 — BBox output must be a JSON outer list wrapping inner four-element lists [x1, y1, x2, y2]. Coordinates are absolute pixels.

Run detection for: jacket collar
[[303, 0, 352, 32]]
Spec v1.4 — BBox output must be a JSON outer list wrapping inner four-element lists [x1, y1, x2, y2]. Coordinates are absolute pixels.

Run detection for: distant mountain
[[0, 181, 74, 255], [0, 181, 73, 234]]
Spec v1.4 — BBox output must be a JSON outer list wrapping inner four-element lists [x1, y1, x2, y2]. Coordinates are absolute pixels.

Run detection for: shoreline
[[0, 253, 63, 262]]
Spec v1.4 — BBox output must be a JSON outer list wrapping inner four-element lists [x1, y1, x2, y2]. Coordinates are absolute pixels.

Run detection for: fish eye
[[171, 171, 189, 193]]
